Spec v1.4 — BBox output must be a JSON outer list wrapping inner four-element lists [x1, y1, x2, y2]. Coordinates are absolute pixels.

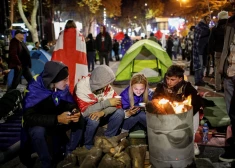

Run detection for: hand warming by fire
[[147, 95, 192, 115]]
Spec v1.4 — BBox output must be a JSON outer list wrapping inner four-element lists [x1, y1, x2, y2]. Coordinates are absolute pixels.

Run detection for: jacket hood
[[42, 61, 68, 87], [89, 65, 115, 92]]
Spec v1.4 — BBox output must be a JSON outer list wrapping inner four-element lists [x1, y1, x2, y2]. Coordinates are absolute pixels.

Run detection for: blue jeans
[[122, 111, 146, 131], [84, 109, 124, 149], [194, 55, 204, 84], [28, 123, 83, 168], [172, 51, 177, 59]]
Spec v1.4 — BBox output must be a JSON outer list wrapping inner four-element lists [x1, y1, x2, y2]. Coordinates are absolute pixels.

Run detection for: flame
[[156, 95, 192, 114], [159, 98, 169, 104]]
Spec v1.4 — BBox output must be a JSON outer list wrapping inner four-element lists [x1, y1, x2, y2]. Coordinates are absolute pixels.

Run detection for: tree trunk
[[18, 0, 39, 43], [10, 0, 16, 29]]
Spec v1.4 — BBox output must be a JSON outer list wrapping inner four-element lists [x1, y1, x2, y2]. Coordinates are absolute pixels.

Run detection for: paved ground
[[0, 58, 233, 168]]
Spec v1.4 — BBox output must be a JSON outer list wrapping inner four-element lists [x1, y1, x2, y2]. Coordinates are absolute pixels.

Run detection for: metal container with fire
[[146, 96, 194, 168]]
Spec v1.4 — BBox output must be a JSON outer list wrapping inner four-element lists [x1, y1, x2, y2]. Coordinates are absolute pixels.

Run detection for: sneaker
[[219, 152, 235, 162], [194, 143, 200, 156], [57, 154, 78, 168]]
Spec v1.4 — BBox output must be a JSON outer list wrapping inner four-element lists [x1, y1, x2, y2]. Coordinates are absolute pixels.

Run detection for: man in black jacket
[[151, 65, 203, 156], [208, 11, 228, 92], [96, 25, 112, 66], [21, 61, 83, 168], [8, 29, 33, 91]]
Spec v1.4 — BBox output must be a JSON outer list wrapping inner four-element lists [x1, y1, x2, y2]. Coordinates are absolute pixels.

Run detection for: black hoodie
[[42, 61, 68, 88]]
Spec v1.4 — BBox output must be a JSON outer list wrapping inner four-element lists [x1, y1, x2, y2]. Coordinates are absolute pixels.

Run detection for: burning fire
[[152, 95, 192, 115]]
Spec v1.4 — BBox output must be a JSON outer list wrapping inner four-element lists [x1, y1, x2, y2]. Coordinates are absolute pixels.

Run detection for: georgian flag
[[52, 28, 88, 93], [74, 76, 119, 115]]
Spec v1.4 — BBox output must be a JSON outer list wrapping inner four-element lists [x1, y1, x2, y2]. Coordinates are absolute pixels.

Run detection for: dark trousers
[[8, 67, 33, 90], [98, 51, 109, 66], [87, 51, 96, 72], [167, 50, 172, 60], [114, 50, 119, 61]]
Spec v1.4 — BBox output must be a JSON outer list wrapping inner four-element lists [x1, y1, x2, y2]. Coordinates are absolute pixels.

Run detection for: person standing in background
[[193, 16, 210, 86], [8, 29, 33, 91], [172, 36, 180, 60], [218, 0, 235, 162], [166, 35, 174, 59], [186, 26, 195, 75], [208, 11, 228, 92], [113, 39, 120, 61], [181, 37, 186, 60], [86, 33, 96, 72], [96, 25, 112, 66], [52, 20, 88, 93]]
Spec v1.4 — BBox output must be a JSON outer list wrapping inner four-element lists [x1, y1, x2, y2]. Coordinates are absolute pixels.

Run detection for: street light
[[177, 0, 187, 7], [144, 3, 148, 37]]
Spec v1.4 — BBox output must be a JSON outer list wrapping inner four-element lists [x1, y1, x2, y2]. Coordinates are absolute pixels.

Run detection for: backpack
[[0, 89, 23, 120]]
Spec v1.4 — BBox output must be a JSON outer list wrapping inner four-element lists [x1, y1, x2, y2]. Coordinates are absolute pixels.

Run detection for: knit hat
[[218, 11, 228, 20], [52, 67, 69, 83], [90, 65, 115, 92]]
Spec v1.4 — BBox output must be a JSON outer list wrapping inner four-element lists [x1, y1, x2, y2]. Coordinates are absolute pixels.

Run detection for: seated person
[[151, 65, 203, 156], [74, 65, 125, 150], [22, 61, 83, 168], [120, 74, 153, 133]]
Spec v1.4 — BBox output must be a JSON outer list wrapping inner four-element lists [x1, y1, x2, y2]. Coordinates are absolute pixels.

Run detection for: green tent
[[114, 39, 172, 84]]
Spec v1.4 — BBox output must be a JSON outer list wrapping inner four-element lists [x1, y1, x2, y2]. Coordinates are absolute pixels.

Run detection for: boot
[[129, 145, 147, 168]]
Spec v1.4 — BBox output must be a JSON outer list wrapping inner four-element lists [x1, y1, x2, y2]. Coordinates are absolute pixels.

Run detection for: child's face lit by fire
[[132, 83, 145, 96], [166, 76, 183, 88]]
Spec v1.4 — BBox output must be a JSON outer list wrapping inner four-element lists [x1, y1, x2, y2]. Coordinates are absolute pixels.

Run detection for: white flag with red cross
[[52, 28, 88, 93]]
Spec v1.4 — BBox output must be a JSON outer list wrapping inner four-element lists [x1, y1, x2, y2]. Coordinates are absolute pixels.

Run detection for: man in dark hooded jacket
[[193, 16, 210, 86], [21, 61, 83, 168], [96, 25, 112, 66], [208, 11, 228, 92], [218, 0, 235, 163]]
